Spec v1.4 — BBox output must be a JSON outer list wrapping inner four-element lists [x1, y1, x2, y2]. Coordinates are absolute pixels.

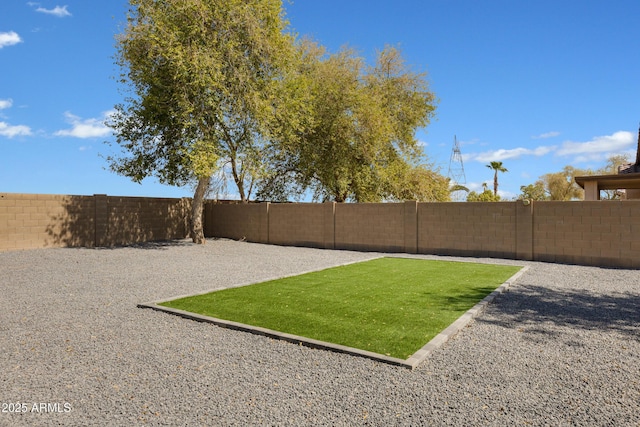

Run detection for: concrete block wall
[[205, 199, 640, 268], [533, 201, 640, 268], [268, 203, 335, 249], [3, 193, 639, 269], [204, 202, 269, 243], [0, 193, 190, 251], [0, 193, 95, 250], [103, 196, 190, 247], [206, 201, 418, 253], [515, 201, 534, 261], [334, 202, 407, 252], [418, 202, 517, 258]]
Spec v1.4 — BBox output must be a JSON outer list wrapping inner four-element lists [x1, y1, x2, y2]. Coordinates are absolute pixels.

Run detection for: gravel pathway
[[1, 239, 638, 426]]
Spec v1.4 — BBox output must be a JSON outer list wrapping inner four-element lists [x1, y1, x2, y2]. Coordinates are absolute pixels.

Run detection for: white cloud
[[532, 131, 560, 139], [0, 98, 13, 109], [0, 99, 29, 135], [0, 121, 32, 138], [35, 5, 72, 17], [454, 130, 636, 168], [556, 131, 634, 157], [55, 111, 114, 139], [468, 146, 555, 163], [0, 31, 22, 48]]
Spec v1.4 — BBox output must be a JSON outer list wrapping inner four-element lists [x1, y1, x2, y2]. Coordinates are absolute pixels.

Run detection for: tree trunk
[[190, 176, 209, 244], [230, 155, 246, 202], [493, 171, 499, 196]]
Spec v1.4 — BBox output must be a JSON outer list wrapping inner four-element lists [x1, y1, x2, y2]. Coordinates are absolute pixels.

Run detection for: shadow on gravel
[[482, 284, 640, 339], [124, 240, 195, 250], [57, 239, 195, 251], [92, 239, 195, 251]]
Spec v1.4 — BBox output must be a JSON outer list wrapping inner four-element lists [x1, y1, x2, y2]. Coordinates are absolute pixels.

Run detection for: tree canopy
[[107, 0, 295, 242], [467, 183, 501, 202], [516, 159, 634, 201], [107, 0, 445, 246], [486, 161, 508, 196], [516, 152, 638, 202], [518, 181, 548, 201], [257, 42, 442, 202], [515, 166, 587, 201]]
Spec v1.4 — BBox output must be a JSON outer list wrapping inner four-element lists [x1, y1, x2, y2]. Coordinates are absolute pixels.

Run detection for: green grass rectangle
[[160, 258, 522, 359]]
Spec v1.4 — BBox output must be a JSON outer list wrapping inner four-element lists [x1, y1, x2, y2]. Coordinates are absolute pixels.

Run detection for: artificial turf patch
[[160, 257, 522, 359]]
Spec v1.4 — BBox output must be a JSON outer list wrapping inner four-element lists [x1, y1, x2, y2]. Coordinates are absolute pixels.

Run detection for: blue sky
[[2, 1, 639, 199]]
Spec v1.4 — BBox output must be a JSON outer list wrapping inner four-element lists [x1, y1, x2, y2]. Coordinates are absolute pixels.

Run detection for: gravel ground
[[0, 239, 638, 426]]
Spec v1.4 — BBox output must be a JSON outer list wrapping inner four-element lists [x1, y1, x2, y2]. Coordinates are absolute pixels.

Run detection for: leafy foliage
[[257, 42, 441, 202], [517, 152, 637, 202], [486, 161, 508, 196], [107, 0, 444, 216], [599, 154, 633, 200], [518, 181, 548, 201], [467, 188, 501, 202], [386, 164, 452, 202], [517, 165, 590, 201], [106, 0, 295, 241], [541, 166, 587, 200]]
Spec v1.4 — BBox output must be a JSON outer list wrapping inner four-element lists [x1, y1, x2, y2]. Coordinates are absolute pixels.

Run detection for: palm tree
[[486, 161, 508, 196]]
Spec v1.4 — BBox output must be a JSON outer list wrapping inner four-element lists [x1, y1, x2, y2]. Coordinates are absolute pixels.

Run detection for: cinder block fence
[[205, 200, 640, 269], [2, 192, 639, 268], [0, 193, 190, 250]]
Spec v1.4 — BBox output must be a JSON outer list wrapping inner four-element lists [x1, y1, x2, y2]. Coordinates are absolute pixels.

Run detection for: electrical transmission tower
[[447, 135, 467, 201]]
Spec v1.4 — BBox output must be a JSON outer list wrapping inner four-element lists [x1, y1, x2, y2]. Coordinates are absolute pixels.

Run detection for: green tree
[[601, 154, 632, 174], [486, 161, 508, 196], [518, 181, 548, 201], [542, 166, 587, 200], [598, 154, 632, 200], [107, 0, 294, 243], [519, 154, 632, 202], [386, 164, 451, 202], [258, 42, 439, 202], [467, 183, 501, 202], [467, 190, 501, 202]]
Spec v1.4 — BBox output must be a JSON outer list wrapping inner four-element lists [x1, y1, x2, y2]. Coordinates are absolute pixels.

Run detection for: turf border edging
[[405, 265, 529, 367], [138, 263, 528, 370]]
